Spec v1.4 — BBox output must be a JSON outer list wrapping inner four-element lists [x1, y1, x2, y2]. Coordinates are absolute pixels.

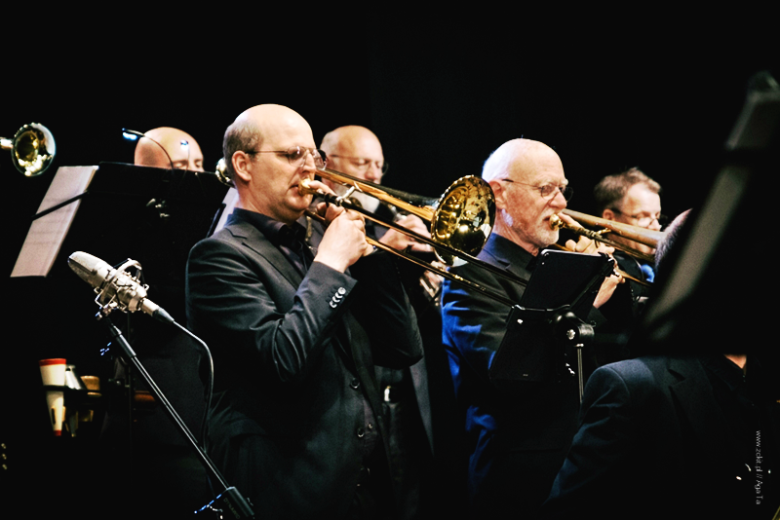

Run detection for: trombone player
[[320, 125, 446, 518], [594, 167, 663, 288], [440, 138, 620, 518], [185, 105, 422, 518]]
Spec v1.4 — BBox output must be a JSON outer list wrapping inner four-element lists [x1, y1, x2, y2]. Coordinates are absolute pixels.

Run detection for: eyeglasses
[[245, 146, 326, 169], [609, 208, 667, 227], [499, 179, 573, 201], [328, 154, 388, 176]]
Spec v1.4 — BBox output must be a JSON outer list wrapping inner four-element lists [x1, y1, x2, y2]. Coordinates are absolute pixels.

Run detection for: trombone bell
[[431, 176, 495, 264], [308, 168, 496, 266]]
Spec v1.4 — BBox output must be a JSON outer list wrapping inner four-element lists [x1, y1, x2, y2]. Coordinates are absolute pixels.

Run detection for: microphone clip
[[93, 259, 149, 319]]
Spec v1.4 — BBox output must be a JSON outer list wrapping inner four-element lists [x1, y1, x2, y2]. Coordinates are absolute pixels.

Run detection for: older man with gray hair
[[441, 138, 619, 518]]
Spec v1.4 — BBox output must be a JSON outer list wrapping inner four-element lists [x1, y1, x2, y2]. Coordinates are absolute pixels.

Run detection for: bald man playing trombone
[[185, 105, 422, 519], [440, 138, 620, 519]]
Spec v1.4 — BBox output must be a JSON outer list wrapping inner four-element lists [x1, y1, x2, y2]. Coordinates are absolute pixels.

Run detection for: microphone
[[68, 251, 174, 324]]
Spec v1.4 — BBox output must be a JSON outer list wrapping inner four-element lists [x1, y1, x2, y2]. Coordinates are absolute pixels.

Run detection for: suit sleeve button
[[350, 378, 360, 389], [357, 427, 365, 438]]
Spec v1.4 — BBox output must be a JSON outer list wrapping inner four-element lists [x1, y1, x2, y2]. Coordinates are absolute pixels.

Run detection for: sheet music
[[11, 165, 98, 278]]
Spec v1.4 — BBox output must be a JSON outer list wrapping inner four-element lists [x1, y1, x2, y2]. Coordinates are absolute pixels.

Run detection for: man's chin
[[539, 229, 559, 250]]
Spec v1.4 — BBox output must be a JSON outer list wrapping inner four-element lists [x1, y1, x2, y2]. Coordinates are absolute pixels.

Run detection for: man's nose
[[649, 217, 662, 231], [550, 189, 567, 210], [302, 150, 317, 171], [364, 163, 382, 183]]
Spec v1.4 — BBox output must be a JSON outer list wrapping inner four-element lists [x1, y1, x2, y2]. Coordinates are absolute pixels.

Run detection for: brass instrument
[[300, 168, 528, 307], [1, 123, 56, 177], [550, 209, 663, 265], [215, 157, 232, 187], [305, 168, 497, 266]]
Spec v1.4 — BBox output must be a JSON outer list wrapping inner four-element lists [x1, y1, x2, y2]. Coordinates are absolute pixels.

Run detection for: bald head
[[223, 104, 314, 182], [224, 104, 318, 222], [320, 125, 385, 185], [321, 126, 382, 158], [483, 139, 568, 255], [134, 127, 204, 171], [482, 139, 562, 184]]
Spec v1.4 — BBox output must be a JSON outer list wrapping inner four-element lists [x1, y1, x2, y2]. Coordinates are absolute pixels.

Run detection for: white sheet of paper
[[11, 165, 98, 278]]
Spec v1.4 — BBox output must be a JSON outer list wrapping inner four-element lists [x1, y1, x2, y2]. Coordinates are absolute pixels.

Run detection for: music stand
[[7, 163, 252, 516], [489, 249, 613, 401]]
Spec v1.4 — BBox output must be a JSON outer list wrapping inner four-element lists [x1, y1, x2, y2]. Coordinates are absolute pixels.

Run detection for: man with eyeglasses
[[320, 125, 430, 252], [134, 127, 205, 171], [185, 105, 422, 518], [594, 167, 663, 287], [440, 138, 620, 518], [588, 168, 661, 364], [320, 125, 454, 518]]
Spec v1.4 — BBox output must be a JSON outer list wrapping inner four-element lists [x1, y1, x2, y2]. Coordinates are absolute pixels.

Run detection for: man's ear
[[232, 151, 253, 184], [602, 208, 615, 221], [489, 180, 507, 211]]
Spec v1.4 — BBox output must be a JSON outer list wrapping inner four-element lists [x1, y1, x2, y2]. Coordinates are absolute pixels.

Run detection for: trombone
[[300, 168, 527, 308], [549, 209, 664, 286], [1, 123, 56, 177], [549, 209, 663, 264]]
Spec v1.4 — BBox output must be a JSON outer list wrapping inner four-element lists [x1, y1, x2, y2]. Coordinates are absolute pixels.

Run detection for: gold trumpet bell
[[431, 176, 495, 265], [0, 123, 56, 177]]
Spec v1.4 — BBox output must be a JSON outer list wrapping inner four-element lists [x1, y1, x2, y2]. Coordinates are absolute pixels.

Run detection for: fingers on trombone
[[573, 236, 599, 254], [319, 202, 344, 222], [306, 179, 336, 196], [556, 212, 581, 228]]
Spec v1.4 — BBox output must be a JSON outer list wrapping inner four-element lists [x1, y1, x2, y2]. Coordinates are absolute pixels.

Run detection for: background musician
[[320, 125, 458, 519], [134, 126, 205, 171], [594, 167, 662, 287], [589, 168, 663, 362], [320, 125, 429, 251]]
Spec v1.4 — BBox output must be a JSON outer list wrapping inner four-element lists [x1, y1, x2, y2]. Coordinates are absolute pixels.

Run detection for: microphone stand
[[100, 314, 254, 519]]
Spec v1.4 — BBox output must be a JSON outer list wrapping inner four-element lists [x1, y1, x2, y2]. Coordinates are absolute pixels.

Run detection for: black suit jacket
[[541, 356, 780, 520], [185, 211, 422, 518]]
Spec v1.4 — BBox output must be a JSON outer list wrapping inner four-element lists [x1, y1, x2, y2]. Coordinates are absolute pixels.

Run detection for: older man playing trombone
[[440, 138, 620, 519]]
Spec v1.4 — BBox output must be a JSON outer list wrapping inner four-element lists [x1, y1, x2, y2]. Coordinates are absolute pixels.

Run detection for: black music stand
[[489, 250, 614, 401]]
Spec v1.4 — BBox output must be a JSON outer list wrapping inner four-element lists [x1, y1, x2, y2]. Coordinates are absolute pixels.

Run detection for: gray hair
[[482, 140, 521, 182]]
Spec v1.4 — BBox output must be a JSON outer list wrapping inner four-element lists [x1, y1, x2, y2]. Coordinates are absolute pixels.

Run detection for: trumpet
[[1, 123, 56, 177]]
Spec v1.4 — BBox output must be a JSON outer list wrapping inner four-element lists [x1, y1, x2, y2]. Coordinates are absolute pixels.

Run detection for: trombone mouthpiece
[[549, 214, 564, 230], [299, 178, 318, 195]]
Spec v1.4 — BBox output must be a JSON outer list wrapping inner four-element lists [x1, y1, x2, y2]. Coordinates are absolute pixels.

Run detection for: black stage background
[[2, 27, 776, 515], [6, 36, 775, 281]]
